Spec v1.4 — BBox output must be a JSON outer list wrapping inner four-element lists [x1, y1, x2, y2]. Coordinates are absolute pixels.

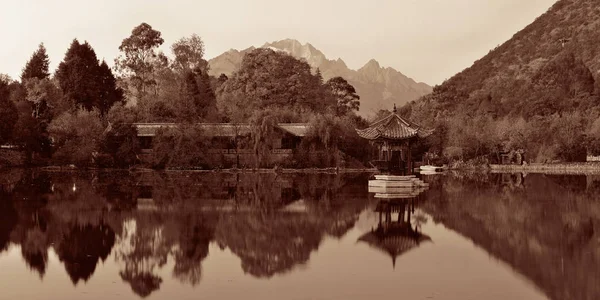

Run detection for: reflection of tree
[[213, 172, 371, 278], [0, 192, 18, 252], [115, 219, 169, 298], [20, 227, 49, 277], [120, 271, 162, 298], [0, 170, 372, 295], [172, 214, 216, 286], [422, 173, 600, 300], [55, 223, 116, 284], [216, 212, 323, 278]]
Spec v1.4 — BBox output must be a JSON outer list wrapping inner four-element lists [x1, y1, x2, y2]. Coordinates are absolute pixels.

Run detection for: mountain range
[[208, 39, 432, 117]]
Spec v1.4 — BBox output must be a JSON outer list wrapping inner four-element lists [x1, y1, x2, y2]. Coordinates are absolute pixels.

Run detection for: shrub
[[48, 109, 104, 167]]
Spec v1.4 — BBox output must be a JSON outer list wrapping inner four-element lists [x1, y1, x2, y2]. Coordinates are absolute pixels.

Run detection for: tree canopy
[[115, 22, 164, 103], [56, 40, 123, 115], [0, 78, 18, 144], [171, 34, 207, 73], [326, 76, 360, 116], [216, 48, 335, 121], [21, 44, 50, 81]]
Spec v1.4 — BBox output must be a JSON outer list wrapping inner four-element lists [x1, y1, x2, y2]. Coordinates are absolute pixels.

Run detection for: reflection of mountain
[[423, 173, 600, 300], [0, 170, 371, 298]]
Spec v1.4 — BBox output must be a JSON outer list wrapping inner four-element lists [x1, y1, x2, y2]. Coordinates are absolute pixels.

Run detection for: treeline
[[401, 0, 600, 165], [0, 23, 371, 168]]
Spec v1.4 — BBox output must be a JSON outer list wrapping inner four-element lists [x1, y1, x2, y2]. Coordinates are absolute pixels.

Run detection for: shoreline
[[13, 166, 380, 174], [9, 163, 600, 175], [488, 163, 600, 174]]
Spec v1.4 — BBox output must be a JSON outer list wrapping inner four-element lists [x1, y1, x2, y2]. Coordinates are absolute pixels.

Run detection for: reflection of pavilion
[[359, 192, 431, 267]]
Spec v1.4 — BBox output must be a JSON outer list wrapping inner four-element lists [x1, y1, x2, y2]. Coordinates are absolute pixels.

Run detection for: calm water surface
[[0, 170, 598, 300]]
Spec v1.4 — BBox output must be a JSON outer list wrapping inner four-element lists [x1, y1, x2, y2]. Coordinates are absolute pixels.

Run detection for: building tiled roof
[[133, 123, 308, 137], [356, 113, 432, 140], [277, 123, 309, 137], [134, 123, 177, 137]]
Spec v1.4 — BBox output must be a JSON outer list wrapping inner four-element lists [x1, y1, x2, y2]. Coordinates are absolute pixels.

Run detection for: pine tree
[[179, 71, 202, 122], [56, 40, 100, 111], [0, 79, 18, 144], [315, 68, 323, 84], [21, 44, 50, 81], [96, 61, 124, 116], [56, 40, 123, 115], [195, 71, 216, 118]]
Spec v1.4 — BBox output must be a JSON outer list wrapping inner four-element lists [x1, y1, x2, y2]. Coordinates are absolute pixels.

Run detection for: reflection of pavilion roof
[[358, 223, 431, 267], [356, 112, 432, 140]]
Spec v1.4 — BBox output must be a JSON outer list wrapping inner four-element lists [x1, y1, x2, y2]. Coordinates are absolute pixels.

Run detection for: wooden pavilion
[[356, 105, 432, 174]]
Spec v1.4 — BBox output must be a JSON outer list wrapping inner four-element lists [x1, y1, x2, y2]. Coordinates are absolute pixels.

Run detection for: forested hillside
[[403, 0, 600, 163]]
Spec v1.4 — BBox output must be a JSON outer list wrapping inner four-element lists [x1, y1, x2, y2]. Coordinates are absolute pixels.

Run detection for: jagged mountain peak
[[208, 39, 432, 117], [362, 59, 381, 69], [262, 39, 327, 67]]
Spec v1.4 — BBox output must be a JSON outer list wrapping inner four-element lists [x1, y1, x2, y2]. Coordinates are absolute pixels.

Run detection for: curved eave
[[356, 113, 433, 141], [356, 128, 433, 141]]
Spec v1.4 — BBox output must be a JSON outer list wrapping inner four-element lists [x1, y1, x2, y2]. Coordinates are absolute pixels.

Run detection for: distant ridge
[[208, 39, 432, 117], [406, 0, 600, 122]]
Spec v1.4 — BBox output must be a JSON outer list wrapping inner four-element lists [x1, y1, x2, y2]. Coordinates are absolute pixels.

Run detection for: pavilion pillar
[[407, 140, 412, 175]]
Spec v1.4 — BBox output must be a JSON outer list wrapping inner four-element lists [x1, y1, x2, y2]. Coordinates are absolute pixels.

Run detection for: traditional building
[[133, 123, 308, 167], [356, 105, 432, 174]]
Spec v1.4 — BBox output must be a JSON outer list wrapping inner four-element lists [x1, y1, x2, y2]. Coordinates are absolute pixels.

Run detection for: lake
[[0, 170, 598, 300]]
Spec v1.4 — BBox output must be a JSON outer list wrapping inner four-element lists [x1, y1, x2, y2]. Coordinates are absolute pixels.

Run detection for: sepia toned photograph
[[0, 0, 598, 299]]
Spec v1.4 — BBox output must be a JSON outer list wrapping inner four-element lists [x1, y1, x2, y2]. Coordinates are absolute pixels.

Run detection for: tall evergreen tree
[[56, 40, 123, 115], [0, 78, 18, 144], [56, 40, 101, 111], [194, 71, 216, 118], [315, 68, 323, 84], [96, 61, 124, 116], [21, 44, 50, 81], [179, 71, 202, 122]]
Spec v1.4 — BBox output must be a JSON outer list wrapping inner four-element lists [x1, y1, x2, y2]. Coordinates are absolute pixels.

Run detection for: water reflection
[[358, 197, 431, 268], [0, 170, 371, 298], [421, 172, 600, 300], [0, 170, 599, 299]]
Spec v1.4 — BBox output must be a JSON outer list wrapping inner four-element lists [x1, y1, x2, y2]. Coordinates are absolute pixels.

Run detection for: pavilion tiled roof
[[356, 112, 432, 141]]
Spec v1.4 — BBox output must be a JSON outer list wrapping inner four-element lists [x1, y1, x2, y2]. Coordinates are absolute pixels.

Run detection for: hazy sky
[[1, 0, 556, 85]]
